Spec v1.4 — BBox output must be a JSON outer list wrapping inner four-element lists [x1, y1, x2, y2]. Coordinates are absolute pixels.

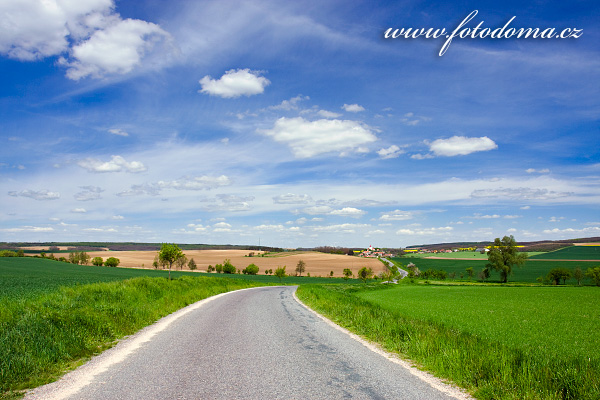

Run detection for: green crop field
[[0, 257, 358, 302], [392, 256, 599, 284], [297, 283, 600, 399], [0, 257, 201, 300], [529, 245, 600, 260], [356, 285, 599, 359]]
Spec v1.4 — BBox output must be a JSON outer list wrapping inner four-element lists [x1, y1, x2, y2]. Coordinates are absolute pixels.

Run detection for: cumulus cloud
[[71, 208, 87, 213], [0, 0, 172, 79], [329, 207, 366, 217], [317, 110, 342, 118], [429, 136, 497, 157], [78, 155, 147, 173], [74, 186, 104, 201], [8, 189, 60, 200], [380, 210, 414, 221], [199, 69, 270, 98], [273, 193, 313, 204], [259, 117, 377, 158], [301, 205, 334, 215], [377, 145, 404, 159], [526, 168, 551, 174], [62, 18, 171, 80], [341, 104, 365, 112], [109, 128, 129, 136], [268, 95, 309, 111]]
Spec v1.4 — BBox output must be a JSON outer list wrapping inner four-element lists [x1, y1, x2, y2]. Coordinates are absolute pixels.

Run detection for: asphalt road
[[26, 286, 468, 400]]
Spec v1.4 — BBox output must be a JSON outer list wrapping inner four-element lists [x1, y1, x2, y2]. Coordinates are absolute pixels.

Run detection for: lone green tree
[[343, 268, 353, 280], [486, 235, 527, 283], [158, 243, 184, 280], [274, 266, 287, 283], [357, 267, 373, 283], [295, 260, 306, 277], [104, 257, 120, 267], [92, 256, 103, 266]]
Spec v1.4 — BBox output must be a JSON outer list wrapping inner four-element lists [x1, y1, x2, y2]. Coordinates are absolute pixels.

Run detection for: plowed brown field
[[82, 250, 384, 277]]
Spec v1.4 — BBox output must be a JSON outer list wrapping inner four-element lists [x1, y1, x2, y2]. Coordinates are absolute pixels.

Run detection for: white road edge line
[[24, 286, 264, 400], [292, 288, 474, 400]]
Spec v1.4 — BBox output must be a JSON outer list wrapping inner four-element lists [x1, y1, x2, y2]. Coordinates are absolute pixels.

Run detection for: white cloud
[[63, 18, 172, 80], [116, 175, 231, 197], [380, 210, 414, 221], [0, 0, 172, 79], [543, 226, 600, 235], [0, 0, 108, 60], [273, 193, 313, 204], [202, 194, 254, 212], [158, 175, 231, 191], [429, 136, 497, 157], [342, 104, 365, 112], [317, 110, 342, 118], [109, 128, 129, 136], [395, 226, 453, 236], [8, 189, 60, 200], [526, 168, 551, 174], [74, 186, 104, 201], [471, 187, 572, 200], [78, 155, 147, 173], [111, 215, 124, 220], [301, 205, 334, 215], [268, 95, 309, 111], [311, 223, 370, 233], [259, 117, 377, 158], [329, 207, 366, 217], [411, 153, 434, 160], [253, 224, 285, 231], [520, 206, 531, 210], [377, 145, 404, 159], [199, 69, 270, 98], [1, 225, 54, 232], [71, 208, 87, 213]]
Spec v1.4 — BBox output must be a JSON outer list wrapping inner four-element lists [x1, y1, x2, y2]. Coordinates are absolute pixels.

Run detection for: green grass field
[[0, 257, 358, 301], [297, 283, 600, 399], [529, 245, 600, 260], [0, 257, 276, 399], [392, 256, 599, 284], [357, 285, 599, 359]]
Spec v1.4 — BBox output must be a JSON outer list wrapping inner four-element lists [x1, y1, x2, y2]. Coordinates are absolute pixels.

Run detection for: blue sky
[[1, 0, 598, 248]]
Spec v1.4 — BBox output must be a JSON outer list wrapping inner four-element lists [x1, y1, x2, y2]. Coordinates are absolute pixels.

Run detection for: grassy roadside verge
[[296, 284, 599, 400], [0, 276, 264, 399]]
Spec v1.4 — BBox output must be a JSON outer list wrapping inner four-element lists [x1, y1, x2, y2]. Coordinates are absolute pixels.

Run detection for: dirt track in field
[[82, 250, 384, 277]]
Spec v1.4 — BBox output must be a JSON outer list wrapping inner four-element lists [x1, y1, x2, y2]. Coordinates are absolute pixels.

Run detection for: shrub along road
[[25, 286, 468, 400]]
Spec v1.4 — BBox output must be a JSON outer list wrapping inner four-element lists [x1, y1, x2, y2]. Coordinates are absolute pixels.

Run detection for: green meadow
[[3, 253, 600, 400], [0, 257, 268, 399], [297, 283, 600, 399], [392, 256, 598, 284]]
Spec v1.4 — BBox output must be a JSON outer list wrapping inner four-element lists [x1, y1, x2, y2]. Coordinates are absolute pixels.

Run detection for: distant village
[[354, 245, 394, 258], [402, 246, 491, 254], [355, 245, 492, 258]]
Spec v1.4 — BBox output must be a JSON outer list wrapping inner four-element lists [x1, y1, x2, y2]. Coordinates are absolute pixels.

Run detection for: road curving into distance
[[25, 286, 470, 400]]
